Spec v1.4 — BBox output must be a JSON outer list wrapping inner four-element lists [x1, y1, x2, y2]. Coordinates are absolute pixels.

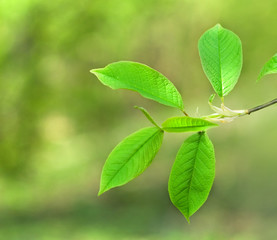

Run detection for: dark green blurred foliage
[[0, 0, 277, 239]]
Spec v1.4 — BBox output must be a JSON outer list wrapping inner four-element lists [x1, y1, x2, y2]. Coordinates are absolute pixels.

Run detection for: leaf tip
[[90, 68, 101, 75], [98, 185, 108, 196], [256, 73, 263, 82], [185, 216, 191, 224], [215, 23, 222, 29]]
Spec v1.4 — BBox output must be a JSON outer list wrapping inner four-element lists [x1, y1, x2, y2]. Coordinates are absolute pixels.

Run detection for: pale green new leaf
[[99, 127, 164, 195], [91, 61, 184, 110], [168, 132, 215, 222], [198, 24, 243, 97], [162, 116, 218, 132], [257, 53, 277, 81]]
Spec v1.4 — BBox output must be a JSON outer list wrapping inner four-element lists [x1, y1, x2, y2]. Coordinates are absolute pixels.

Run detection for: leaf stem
[[246, 98, 277, 115], [182, 110, 189, 116]]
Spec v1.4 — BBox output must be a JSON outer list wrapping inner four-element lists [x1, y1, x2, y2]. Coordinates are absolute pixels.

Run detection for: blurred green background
[[1, 0, 277, 239]]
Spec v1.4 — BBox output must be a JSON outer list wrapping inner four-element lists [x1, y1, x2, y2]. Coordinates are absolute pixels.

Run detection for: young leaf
[[99, 127, 164, 195], [257, 53, 277, 81], [91, 61, 184, 110], [134, 106, 161, 129], [168, 132, 215, 222], [162, 116, 218, 133], [198, 24, 243, 97], [209, 94, 216, 104]]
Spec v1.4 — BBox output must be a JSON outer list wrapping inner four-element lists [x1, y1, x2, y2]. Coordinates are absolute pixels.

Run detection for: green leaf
[[134, 106, 161, 129], [257, 53, 277, 81], [198, 24, 243, 97], [209, 94, 216, 104], [162, 116, 218, 132], [91, 61, 184, 110], [168, 132, 215, 222], [99, 127, 164, 195]]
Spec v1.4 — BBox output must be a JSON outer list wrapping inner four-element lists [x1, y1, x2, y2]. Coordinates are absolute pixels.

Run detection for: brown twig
[[246, 98, 277, 115]]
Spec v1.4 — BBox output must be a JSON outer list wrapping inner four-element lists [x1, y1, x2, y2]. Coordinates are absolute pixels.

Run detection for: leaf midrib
[[186, 133, 203, 216], [163, 125, 213, 130], [217, 27, 223, 96]]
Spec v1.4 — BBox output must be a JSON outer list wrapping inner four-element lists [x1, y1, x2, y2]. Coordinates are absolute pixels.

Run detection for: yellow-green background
[[1, 0, 277, 239]]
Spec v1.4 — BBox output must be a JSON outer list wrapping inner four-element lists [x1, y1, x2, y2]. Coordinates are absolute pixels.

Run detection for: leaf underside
[[168, 132, 215, 222], [257, 53, 277, 81], [91, 61, 184, 110], [198, 24, 242, 97], [162, 117, 218, 132], [99, 127, 164, 195]]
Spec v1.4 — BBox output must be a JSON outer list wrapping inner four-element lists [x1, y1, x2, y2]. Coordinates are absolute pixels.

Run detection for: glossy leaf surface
[[168, 132, 215, 222], [162, 116, 218, 132], [198, 24, 242, 97], [99, 127, 164, 195], [91, 61, 184, 110]]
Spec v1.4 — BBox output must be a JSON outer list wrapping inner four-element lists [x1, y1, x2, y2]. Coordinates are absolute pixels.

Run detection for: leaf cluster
[[91, 24, 277, 222]]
